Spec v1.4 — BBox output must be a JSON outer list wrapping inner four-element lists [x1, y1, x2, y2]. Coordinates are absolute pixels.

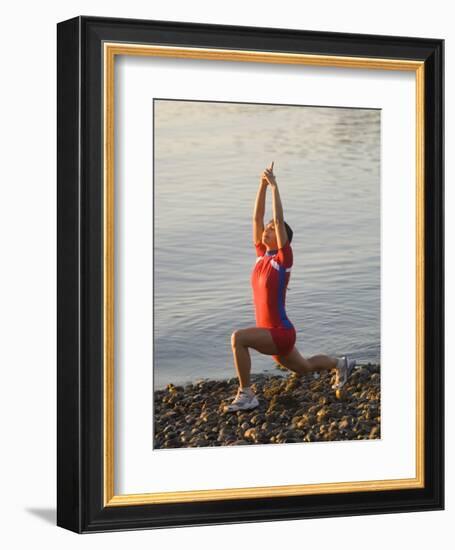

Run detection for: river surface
[[153, 100, 380, 388]]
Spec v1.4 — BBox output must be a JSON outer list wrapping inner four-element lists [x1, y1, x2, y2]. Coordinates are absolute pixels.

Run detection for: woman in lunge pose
[[224, 162, 356, 412]]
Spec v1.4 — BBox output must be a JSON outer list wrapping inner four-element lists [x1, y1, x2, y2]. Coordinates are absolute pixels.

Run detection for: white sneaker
[[223, 388, 259, 413], [332, 355, 357, 390]]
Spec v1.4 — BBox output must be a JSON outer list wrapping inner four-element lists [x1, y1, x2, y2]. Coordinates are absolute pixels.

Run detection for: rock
[[244, 428, 256, 439], [189, 436, 207, 446], [358, 369, 370, 382], [356, 422, 371, 435], [304, 432, 319, 442], [291, 415, 303, 426], [163, 437, 180, 448], [283, 429, 301, 440], [369, 426, 380, 439], [285, 378, 300, 391], [338, 418, 351, 430], [250, 414, 264, 425], [153, 364, 381, 448], [300, 413, 316, 429], [200, 411, 217, 423], [220, 434, 236, 444]]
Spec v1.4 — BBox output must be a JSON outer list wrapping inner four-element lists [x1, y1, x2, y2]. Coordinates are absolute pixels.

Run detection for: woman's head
[[262, 219, 293, 249]]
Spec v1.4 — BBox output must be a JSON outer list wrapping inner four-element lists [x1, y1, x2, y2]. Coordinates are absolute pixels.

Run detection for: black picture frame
[[57, 15, 444, 533]]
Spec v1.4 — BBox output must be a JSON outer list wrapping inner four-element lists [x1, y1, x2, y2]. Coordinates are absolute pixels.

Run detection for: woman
[[224, 162, 356, 412]]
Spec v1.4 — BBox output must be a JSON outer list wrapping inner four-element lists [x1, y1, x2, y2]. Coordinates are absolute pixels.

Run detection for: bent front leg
[[231, 327, 279, 389]]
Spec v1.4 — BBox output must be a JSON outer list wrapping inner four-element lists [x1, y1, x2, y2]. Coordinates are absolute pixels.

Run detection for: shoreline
[[154, 364, 381, 449]]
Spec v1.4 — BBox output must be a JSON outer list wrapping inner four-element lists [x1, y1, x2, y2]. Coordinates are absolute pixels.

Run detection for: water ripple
[[153, 100, 380, 388]]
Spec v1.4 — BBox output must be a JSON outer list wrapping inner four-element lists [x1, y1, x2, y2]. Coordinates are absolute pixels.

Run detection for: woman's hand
[[262, 161, 277, 188], [260, 173, 269, 186]]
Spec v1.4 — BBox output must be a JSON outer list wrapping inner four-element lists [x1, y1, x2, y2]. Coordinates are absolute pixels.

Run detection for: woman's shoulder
[[254, 241, 267, 257], [276, 240, 293, 268]]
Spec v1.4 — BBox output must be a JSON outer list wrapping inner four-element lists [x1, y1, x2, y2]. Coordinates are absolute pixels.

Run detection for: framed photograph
[[57, 16, 444, 533]]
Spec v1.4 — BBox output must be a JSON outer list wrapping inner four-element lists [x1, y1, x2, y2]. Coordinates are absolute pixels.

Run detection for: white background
[[116, 57, 416, 494], [0, 0, 451, 548]]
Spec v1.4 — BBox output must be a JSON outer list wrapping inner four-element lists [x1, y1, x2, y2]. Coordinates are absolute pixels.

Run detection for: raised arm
[[253, 177, 268, 244], [264, 164, 288, 249]]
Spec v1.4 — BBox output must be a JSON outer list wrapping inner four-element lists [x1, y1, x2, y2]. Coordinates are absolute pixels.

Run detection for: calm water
[[154, 100, 380, 388]]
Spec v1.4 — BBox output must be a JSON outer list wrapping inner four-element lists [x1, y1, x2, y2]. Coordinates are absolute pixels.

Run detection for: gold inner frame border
[[103, 42, 425, 506]]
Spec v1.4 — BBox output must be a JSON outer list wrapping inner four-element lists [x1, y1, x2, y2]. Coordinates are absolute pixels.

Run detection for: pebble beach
[[153, 365, 381, 449]]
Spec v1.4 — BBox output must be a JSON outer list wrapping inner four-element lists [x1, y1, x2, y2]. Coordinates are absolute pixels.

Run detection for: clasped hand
[[261, 161, 277, 188]]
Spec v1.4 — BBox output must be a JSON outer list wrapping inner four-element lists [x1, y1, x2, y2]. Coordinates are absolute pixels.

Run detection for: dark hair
[[268, 219, 293, 244], [284, 221, 293, 244]]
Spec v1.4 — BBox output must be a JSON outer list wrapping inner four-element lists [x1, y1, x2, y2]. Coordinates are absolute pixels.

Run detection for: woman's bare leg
[[275, 346, 338, 376], [231, 327, 279, 388]]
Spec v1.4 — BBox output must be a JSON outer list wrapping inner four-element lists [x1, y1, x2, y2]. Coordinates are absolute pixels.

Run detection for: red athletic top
[[251, 240, 294, 329]]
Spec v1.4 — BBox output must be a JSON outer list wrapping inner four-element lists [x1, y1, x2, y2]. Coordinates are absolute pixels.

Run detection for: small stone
[[250, 414, 264, 425], [163, 437, 180, 448], [189, 436, 207, 446], [285, 378, 299, 391], [200, 411, 217, 423], [369, 426, 380, 439], [335, 389, 344, 400], [283, 429, 300, 440], [299, 413, 316, 429], [290, 418, 302, 429], [338, 419, 350, 430]]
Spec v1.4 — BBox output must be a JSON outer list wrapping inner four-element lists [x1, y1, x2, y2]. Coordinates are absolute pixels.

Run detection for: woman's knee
[[231, 329, 243, 348]]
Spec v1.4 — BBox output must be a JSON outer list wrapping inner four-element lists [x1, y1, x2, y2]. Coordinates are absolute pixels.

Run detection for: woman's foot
[[332, 355, 357, 390], [223, 387, 259, 413]]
